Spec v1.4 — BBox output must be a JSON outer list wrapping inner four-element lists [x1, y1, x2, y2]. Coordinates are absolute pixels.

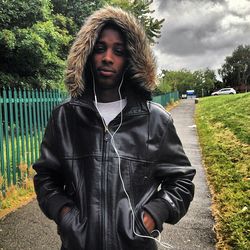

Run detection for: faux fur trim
[[65, 6, 157, 98]]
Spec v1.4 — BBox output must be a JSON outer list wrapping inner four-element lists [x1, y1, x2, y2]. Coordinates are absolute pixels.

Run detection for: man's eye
[[94, 45, 105, 53], [114, 48, 125, 56]]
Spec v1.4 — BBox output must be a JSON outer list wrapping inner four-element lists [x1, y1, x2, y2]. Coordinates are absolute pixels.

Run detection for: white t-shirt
[[96, 99, 127, 125]]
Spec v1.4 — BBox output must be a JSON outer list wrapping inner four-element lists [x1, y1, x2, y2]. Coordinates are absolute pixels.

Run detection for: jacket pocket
[[129, 161, 151, 205], [59, 207, 87, 250]]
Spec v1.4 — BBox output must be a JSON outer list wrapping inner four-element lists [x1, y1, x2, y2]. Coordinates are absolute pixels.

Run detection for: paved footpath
[[0, 99, 216, 250], [160, 99, 216, 250]]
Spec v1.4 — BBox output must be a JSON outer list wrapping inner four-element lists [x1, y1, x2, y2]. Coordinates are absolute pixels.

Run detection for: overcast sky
[[151, 0, 250, 77]]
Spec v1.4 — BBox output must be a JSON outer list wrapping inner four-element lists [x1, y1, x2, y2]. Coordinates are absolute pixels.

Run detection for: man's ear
[[124, 63, 130, 73], [86, 57, 92, 69], [84, 59, 93, 87]]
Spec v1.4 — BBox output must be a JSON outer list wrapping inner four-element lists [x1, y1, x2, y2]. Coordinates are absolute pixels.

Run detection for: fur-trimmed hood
[[65, 6, 157, 99]]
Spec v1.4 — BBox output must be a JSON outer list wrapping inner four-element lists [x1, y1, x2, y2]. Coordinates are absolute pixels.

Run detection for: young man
[[33, 6, 196, 250]]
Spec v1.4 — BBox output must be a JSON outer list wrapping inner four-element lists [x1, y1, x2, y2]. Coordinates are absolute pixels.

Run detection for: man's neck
[[95, 88, 121, 103]]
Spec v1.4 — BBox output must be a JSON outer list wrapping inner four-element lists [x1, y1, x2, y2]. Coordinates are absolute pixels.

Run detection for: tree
[[106, 0, 164, 44], [51, 0, 164, 43], [193, 69, 216, 97], [0, 0, 51, 29], [219, 45, 250, 92], [0, 0, 163, 89], [157, 70, 195, 95], [156, 68, 217, 97], [0, 0, 73, 90], [51, 0, 104, 35]]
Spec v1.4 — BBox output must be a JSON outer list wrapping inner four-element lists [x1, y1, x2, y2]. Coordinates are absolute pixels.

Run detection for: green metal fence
[[152, 91, 179, 106], [0, 89, 178, 196], [0, 88, 68, 196]]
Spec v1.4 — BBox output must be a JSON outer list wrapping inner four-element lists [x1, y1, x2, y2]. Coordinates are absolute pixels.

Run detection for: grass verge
[[166, 100, 180, 111], [0, 163, 35, 219], [195, 93, 250, 249]]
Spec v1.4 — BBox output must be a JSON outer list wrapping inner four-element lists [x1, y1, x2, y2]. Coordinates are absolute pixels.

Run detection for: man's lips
[[98, 68, 115, 77]]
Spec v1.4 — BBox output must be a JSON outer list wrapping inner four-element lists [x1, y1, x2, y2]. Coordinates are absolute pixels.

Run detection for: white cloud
[[151, 0, 250, 76], [154, 45, 233, 72], [226, 0, 250, 15]]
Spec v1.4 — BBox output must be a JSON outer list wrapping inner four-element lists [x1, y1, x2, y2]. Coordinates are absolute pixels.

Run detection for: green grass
[[196, 93, 250, 250], [0, 133, 40, 217], [0, 133, 42, 188], [198, 93, 250, 144], [0, 164, 35, 219]]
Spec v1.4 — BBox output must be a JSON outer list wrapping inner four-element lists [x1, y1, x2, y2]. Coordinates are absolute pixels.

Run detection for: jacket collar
[[69, 86, 149, 116]]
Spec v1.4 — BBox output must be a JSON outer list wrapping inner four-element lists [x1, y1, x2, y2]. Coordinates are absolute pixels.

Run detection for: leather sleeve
[[144, 115, 196, 227], [33, 113, 74, 224]]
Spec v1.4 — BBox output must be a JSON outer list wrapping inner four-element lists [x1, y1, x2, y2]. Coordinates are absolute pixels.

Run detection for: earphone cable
[[92, 73, 173, 249]]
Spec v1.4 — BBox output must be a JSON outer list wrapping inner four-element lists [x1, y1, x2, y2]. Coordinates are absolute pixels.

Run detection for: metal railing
[[152, 91, 179, 106], [0, 88, 68, 195], [0, 89, 178, 195]]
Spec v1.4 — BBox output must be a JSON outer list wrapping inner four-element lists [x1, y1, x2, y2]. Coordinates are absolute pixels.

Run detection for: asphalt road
[[0, 99, 216, 250]]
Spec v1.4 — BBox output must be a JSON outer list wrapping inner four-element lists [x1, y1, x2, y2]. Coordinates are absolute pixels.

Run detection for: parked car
[[211, 88, 236, 96]]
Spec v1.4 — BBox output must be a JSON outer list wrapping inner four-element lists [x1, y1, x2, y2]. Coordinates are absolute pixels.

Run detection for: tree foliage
[[157, 69, 217, 97], [0, 0, 163, 90], [50, 0, 164, 43], [157, 44, 250, 97], [0, 0, 51, 29], [51, 0, 104, 34], [219, 45, 250, 90], [158, 70, 195, 94], [0, 0, 73, 90], [106, 0, 164, 44], [193, 69, 216, 96]]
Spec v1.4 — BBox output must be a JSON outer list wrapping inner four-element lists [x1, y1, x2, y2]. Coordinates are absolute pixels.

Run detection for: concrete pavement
[[0, 99, 216, 250], [159, 99, 216, 250]]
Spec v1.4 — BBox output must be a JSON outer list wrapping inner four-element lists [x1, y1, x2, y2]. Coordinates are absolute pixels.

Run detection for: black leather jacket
[[33, 93, 195, 250]]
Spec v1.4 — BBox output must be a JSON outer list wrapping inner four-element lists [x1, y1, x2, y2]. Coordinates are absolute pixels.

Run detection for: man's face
[[91, 27, 127, 90]]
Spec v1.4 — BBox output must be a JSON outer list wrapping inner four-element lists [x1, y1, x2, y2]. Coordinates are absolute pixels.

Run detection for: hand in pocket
[[142, 211, 155, 233], [59, 207, 87, 250]]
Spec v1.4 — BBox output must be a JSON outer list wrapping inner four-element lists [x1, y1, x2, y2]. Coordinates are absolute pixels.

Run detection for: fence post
[[8, 88, 17, 185], [46, 89, 51, 121], [3, 88, 11, 186], [35, 89, 41, 152], [14, 88, 21, 181], [43, 90, 48, 128], [40, 89, 45, 136], [0, 90, 6, 195], [23, 90, 30, 169], [19, 89, 25, 166], [27, 90, 34, 165], [52, 89, 56, 109], [31, 89, 38, 161]]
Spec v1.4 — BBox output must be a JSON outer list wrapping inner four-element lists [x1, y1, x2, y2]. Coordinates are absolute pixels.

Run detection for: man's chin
[[96, 79, 121, 90], [97, 84, 119, 90]]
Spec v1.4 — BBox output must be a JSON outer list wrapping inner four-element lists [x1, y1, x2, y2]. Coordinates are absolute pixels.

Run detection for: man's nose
[[102, 49, 113, 64]]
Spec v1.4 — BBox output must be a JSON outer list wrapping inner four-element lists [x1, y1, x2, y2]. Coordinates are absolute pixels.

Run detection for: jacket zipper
[[102, 127, 109, 250]]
